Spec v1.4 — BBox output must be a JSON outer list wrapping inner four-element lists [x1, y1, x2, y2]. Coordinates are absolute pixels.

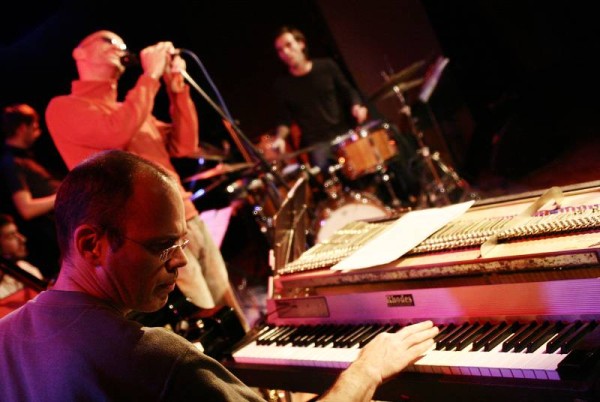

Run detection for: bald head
[[72, 30, 128, 79], [54, 150, 179, 260]]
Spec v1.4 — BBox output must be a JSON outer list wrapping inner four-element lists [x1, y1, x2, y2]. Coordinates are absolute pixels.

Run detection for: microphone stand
[[180, 70, 291, 211], [180, 70, 297, 249]]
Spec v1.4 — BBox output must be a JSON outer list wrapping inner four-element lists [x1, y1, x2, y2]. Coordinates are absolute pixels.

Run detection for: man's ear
[[73, 224, 104, 266], [72, 47, 85, 61], [14, 123, 27, 138]]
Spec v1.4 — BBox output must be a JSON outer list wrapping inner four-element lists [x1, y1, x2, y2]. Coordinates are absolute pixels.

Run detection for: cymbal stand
[[360, 126, 403, 208], [391, 86, 469, 207], [375, 163, 403, 208]]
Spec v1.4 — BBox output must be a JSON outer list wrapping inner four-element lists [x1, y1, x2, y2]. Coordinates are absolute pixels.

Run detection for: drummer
[[270, 26, 368, 177]]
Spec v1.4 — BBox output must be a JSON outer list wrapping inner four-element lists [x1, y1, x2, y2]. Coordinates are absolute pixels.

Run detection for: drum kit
[[183, 56, 475, 246]]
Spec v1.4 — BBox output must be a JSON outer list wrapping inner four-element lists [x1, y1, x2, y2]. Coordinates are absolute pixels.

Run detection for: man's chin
[[137, 297, 169, 314]]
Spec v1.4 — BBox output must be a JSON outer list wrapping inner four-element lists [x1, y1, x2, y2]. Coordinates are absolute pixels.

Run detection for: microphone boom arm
[[179, 69, 291, 203]]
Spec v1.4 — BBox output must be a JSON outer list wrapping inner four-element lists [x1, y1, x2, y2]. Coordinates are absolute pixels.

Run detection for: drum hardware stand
[[374, 163, 403, 208], [384, 59, 473, 208], [363, 132, 403, 209]]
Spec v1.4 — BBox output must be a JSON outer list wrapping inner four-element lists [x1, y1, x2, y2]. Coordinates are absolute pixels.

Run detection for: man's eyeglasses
[[78, 34, 127, 51], [123, 236, 190, 263], [98, 37, 127, 51], [88, 36, 127, 50]]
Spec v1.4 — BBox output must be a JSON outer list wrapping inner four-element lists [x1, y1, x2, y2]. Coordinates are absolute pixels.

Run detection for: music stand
[[272, 176, 310, 273]]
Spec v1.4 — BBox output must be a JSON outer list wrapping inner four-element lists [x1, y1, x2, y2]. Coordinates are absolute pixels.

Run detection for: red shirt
[[46, 75, 199, 219]]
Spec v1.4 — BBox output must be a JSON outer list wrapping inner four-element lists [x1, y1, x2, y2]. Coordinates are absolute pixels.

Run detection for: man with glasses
[[0, 104, 61, 279], [0, 150, 438, 401], [45, 30, 247, 329], [0, 213, 44, 302]]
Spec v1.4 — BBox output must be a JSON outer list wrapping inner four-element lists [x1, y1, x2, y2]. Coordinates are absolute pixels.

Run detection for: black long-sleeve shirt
[[273, 58, 362, 147]]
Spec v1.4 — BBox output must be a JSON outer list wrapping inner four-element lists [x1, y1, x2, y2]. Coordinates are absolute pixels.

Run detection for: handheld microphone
[[120, 51, 139, 68], [120, 49, 183, 68]]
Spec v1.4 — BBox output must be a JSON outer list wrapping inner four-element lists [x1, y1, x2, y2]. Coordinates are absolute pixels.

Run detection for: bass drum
[[314, 191, 391, 243]]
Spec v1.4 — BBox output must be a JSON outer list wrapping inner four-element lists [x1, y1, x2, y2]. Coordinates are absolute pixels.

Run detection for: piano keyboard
[[233, 320, 600, 380]]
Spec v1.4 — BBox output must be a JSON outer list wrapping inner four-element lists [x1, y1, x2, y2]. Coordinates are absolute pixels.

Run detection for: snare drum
[[314, 191, 390, 243], [332, 120, 398, 180]]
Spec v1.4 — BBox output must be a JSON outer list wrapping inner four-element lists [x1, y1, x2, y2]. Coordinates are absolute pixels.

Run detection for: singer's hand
[[163, 54, 186, 93], [140, 41, 175, 80]]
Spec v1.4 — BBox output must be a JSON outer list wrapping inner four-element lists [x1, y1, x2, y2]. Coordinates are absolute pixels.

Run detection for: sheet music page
[[199, 206, 233, 248], [331, 201, 475, 271]]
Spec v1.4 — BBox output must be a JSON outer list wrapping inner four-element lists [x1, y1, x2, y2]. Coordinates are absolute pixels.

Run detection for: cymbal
[[186, 151, 225, 162], [368, 59, 426, 102], [183, 162, 254, 183], [272, 141, 330, 161], [369, 78, 424, 102], [185, 143, 229, 161]]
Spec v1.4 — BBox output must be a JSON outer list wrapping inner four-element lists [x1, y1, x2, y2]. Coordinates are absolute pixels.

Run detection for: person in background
[[0, 150, 438, 401], [0, 213, 44, 300], [271, 26, 368, 177], [45, 30, 247, 329], [0, 104, 61, 278], [271, 26, 419, 207]]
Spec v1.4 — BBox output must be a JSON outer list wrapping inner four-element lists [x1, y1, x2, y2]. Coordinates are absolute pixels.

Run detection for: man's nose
[[165, 246, 187, 273]]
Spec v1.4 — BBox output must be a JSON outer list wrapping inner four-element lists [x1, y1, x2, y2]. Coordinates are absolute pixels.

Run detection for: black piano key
[[317, 324, 352, 347], [388, 324, 402, 333], [286, 325, 312, 346], [472, 322, 507, 351], [456, 322, 491, 351], [502, 321, 537, 352], [560, 321, 598, 354], [257, 325, 288, 345], [271, 326, 298, 345], [433, 323, 456, 344], [436, 323, 467, 350], [254, 325, 276, 343], [512, 321, 550, 353], [359, 324, 392, 347], [345, 325, 376, 347], [442, 322, 476, 350], [354, 325, 385, 347], [486, 321, 521, 351], [267, 325, 294, 343], [278, 325, 301, 345], [314, 324, 345, 347], [296, 325, 329, 346], [346, 325, 374, 345], [557, 325, 600, 379], [335, 325, 369, 347], [333, 325, 364, 348], [292, 326, 314, 346], [526, 321, 565, 353], [546, 321, 582, 353]]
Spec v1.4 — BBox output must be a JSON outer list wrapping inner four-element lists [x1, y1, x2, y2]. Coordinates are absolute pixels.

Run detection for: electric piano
[[226, 181, 600, 401]]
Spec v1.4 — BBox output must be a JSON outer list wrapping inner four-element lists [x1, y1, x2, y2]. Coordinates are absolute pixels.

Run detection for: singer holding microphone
[[45, 30, 248, 330]]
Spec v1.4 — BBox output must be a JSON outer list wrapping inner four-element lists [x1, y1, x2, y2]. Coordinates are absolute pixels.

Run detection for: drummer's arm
[[352, 104, 368, 125], [272, 124, 290, 153]]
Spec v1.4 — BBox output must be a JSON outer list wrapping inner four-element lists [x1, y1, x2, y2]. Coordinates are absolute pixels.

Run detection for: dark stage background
[[1, 0, 599, 187]]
